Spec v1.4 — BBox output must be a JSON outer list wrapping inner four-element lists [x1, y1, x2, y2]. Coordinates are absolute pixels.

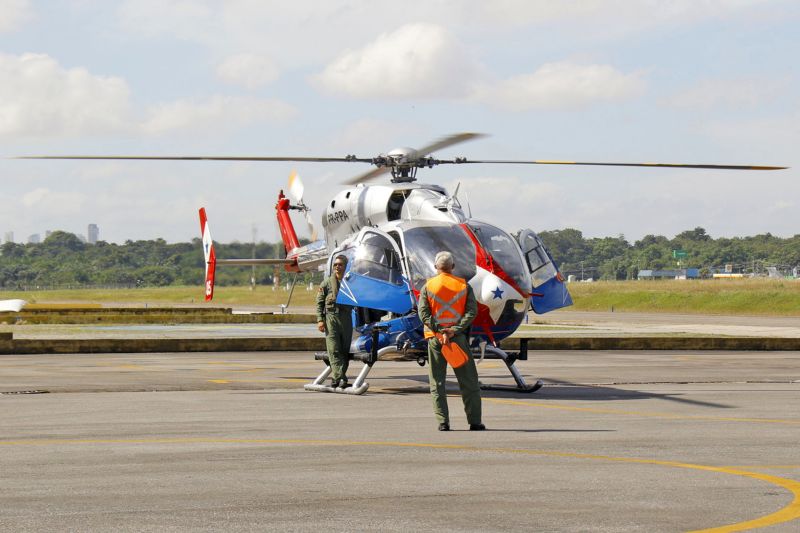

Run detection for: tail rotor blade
[[288, 170, 305, 203], [305, 210, 318, 241]]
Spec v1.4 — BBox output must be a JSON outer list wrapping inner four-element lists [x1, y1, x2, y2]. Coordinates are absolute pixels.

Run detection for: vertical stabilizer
[[198, 208, 217, 301]]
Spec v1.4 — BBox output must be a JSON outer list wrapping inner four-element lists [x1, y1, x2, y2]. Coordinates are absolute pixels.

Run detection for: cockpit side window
[[351, 232, 404, 285], [520, 233, 558, 288]]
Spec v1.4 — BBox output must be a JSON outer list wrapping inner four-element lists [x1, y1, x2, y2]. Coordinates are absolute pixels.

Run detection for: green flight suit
[[316, 275, 354, 383], [418, 279, 481, 426]]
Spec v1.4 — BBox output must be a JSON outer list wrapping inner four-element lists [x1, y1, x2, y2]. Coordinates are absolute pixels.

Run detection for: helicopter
[[20, 133, 788, 395], [191, 133, 787, 395]]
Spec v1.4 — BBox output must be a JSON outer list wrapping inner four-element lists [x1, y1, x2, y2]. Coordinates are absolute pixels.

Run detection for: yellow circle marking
[[0, 437, 797, 531], [486, 398, 800, 425]]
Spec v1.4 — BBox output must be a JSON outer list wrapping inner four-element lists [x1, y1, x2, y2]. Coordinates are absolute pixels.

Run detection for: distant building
[[88, 224, 99, 244], [638, 268, 699, 280], [3, 231, 12, 244], [27, 233, 41, 244]]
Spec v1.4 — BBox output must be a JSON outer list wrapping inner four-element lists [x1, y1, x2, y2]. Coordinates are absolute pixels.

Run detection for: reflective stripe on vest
[[424, 273, 468, 339]]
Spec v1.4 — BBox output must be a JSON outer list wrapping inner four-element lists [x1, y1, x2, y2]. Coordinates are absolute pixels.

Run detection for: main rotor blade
[[342, 132, 489, 185], [436, 159, 788, 170], [13, 155, 374, 163], [415, 132, 487, 157], [343, 166, 390, 185]]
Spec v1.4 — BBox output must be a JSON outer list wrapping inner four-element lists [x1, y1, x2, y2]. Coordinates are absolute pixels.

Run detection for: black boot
[[469, 423, 486, 431], [438, 422, 450, 431]]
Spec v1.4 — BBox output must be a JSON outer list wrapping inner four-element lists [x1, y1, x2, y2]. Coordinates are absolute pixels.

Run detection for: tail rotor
[[288, 170, 318, 241]]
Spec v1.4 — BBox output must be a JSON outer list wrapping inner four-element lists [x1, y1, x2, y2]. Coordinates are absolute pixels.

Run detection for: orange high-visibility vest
[[424, 273, 468, 339]]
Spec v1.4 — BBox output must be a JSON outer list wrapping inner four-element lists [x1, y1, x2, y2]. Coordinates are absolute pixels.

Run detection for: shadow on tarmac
[[372, 374, 734, 409], [542, 378, 734, 409]]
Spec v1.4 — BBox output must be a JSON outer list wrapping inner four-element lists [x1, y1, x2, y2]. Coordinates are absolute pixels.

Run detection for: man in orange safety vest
[[418, 251, 484, 431]]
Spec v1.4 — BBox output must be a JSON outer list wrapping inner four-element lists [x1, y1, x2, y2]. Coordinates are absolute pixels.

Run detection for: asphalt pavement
[[1, 348, 798, 532]]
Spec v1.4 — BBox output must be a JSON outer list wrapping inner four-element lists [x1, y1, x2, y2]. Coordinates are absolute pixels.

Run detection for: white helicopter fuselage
[[321, 182, 466, 251]]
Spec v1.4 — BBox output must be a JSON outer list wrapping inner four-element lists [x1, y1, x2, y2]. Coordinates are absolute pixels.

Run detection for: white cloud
[[473, 62, 646, 111], [215, 53, 279, 89], [331, 119, 420, 154], [314, 23, 480, 99], [663, 78, 785, 109], [0, 53, 133, 138], [700, 112, 800, 159], [141, 95, 296, 134], [465, 0, 776, 31], [0, 0, 32, 33], [117, 0, 215, 40], [21, 187, 86, 215]]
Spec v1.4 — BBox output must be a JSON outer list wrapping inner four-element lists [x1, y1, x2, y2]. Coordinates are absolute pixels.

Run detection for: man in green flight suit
[[316, 254, 354, 388], [418, 251, 484, 431]]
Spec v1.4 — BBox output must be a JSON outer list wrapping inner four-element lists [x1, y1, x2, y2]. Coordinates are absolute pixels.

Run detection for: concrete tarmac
[[1, 349, 799, 532]]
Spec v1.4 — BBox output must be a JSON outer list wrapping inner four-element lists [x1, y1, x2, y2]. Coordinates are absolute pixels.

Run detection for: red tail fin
[[276, 190, 301, 255], [198, 208, 217, 301]]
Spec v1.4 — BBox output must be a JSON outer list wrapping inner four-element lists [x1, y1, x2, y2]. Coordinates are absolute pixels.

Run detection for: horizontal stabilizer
[[0, 299, 26, 312]]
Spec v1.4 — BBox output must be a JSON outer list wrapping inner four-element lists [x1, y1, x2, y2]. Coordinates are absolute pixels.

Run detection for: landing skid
[[304, 325, 385, 396], [477, 341, 544, 393], [305, 332, 543, 395], [304, 357, 372, 395]]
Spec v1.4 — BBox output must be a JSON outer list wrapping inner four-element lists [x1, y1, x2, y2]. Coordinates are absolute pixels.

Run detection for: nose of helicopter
[[468, 267, 522, 324]]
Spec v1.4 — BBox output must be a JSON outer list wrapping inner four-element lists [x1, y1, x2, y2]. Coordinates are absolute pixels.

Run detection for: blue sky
[[1, 0, 797, 244]]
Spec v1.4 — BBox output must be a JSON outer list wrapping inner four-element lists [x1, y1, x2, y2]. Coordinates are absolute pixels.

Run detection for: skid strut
[[304, 325, 387, 395], [477, 340, 543, 393]]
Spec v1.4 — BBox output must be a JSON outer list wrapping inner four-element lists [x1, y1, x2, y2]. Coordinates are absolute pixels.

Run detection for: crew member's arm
[[417, 285, 440, 334], [450, 285, 477, 336], [315, 280, 327, 333]]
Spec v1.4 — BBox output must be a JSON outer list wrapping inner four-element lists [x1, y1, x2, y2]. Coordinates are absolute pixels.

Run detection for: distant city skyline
[[2, 224, 100, 245]]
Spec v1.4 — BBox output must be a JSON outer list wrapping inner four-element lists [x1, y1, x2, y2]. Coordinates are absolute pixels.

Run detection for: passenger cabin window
[[387, 191, 406, 221]]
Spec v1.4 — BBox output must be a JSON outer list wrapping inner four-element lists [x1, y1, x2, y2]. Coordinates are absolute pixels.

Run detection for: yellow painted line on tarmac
[[207, 378, 307, 384], [725, 465, 800, 470], [206, 361, 318, 368], [486, 398, 800, 425], [0, 436, 798, 531]]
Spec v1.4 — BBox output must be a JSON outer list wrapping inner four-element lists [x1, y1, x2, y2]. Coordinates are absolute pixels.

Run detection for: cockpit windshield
[[401, 224, 476, 291], [467, 221, 529, 291]]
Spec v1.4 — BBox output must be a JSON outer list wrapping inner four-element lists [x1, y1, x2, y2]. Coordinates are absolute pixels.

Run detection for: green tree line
[[0, 231, 318, 290], [1, 227, 798, 288], [539, 227, 800, 280]]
